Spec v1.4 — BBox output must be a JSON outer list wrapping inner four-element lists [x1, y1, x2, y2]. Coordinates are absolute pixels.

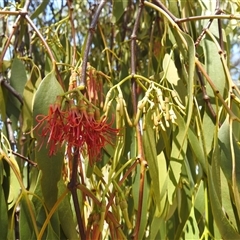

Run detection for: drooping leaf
[[19, 193, 38, 239], [182, 207, 200, 239], [167, 111, 186, 205], [30, 0, 50, 20], [112, 0, 128, 23], [219, 119, 240, 189], [156, 152, 168, 217], [163, 53, 180, 86], [188, 127, 207, 173], [58, 180, 78, 239], [22, 68, 41, 132], [0, 85, 6, 121], [208, 141, 240, 239], [10, 58, 27, 97], [7, 58, 27, 120], [143, 110, 161, 212], [0, 186, 8, 239], [203, 35, 227, 104], [33, 70, 64, 210]]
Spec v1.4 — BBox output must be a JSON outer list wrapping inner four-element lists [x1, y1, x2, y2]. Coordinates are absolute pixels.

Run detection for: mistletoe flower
[[65, 102, 84, 150], [35, 96, 66, 155], [80, 106, 119, 165], [35, 97, 119, 165]]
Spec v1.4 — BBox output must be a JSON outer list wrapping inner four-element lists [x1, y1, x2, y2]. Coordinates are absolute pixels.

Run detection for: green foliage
[[1, 0, 240, 239]]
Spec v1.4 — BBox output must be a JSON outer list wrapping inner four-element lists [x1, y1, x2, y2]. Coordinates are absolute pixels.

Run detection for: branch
[[80, 0, 107, 86], [68, 150, 86, 239], [195, 7, 223, 46], [130, 2, 147, 239], [10, 151, 37, 167], [0, 76, 23, 105], [67, 0, 77, 65]]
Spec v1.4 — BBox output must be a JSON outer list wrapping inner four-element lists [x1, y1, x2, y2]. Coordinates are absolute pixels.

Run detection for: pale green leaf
[[182, 208, 200, 239], [0, 86, 6, 121], [10, 58, 27, 95], [33, 70, 64, 210], [143, 110, 161, 211], [19, 193, 38, 239], [162, 53, 180, 85], [203, 36, 226, 102], [22, 70, 41, 132], [58, 180, 78, 239], [167, 111, 186, 205], [112, 0, 128, 23], [0, 186, 8, 239], [30, 0, 50, 20], [219, 120, 240, 189], [188, 127, 206, 173], [208, 142, 240, 239]]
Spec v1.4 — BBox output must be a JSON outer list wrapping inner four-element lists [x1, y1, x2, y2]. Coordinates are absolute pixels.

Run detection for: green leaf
[[156, 152, 167, 217], [8, 163, 21, 210], [19, 193, 38, 239], [167, 111, 186, 205], [182, 208, 200, 239], [30, 0, 50, 20], [0, 186, 8, 239], [33, 70, 64, 210], [22, 69, 41, 132], [203, 36, 226, 103], [143, 110, 161, 212], [58, 180, 78, 239], [202, 111, 215, 155], [45, 223, 60, 239], [180, 30, 195, 149], [10, 58, 27, 96], [138, 175, 150, 239], [7, 58, 27, 119], [149, 216, 165, 240], [208, 142, 240, 239], [163, 53, 180, 85], [188, 127, 206, 173], [220, 168, 238, 229], [112, 0, 128, 23], [219, 120, 240, 189], [0, 86, 6, 121]]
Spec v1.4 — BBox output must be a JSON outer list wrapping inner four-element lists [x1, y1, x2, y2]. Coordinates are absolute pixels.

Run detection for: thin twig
[[10, 151, 37, 167], [80, 0, 107, 86], [195, 59, 240, 122], [67, 0, 77, 65], [152, 0, 178, 22], [176, 14, 240, 23], [68, 150, 86, 240], [0, 76, 23, 105], [5, 118, 16, 150], [196, 66, 217, 121], [0, 14, 21, 66], [130, 2, 147, 239], [195, 7, 223, 47], [215, 0, 225, 58]]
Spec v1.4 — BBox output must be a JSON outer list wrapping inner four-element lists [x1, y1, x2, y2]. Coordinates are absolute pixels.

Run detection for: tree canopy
[[1, 0, 240, 239]]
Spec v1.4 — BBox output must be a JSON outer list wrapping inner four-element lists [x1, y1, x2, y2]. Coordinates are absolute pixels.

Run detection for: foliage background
[[1, 0, 240, 239]]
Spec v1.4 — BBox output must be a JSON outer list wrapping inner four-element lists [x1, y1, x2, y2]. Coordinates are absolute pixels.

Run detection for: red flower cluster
[[35, 97, 118, 165]]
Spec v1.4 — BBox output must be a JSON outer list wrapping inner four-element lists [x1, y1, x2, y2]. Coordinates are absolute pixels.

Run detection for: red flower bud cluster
[[35, 96, 118, 165]]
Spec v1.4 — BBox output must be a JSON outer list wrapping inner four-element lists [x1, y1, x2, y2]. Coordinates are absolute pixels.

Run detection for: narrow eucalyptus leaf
[[30, 0, 50, 20], [143, 110, 161, 211], [19, 193, 38, 239], [33, 70, 64, 210], [208, 142, 240, 239], [58, 180, 78, 239], [219, 120, 240, 189], [0, 186, 8, 239]]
